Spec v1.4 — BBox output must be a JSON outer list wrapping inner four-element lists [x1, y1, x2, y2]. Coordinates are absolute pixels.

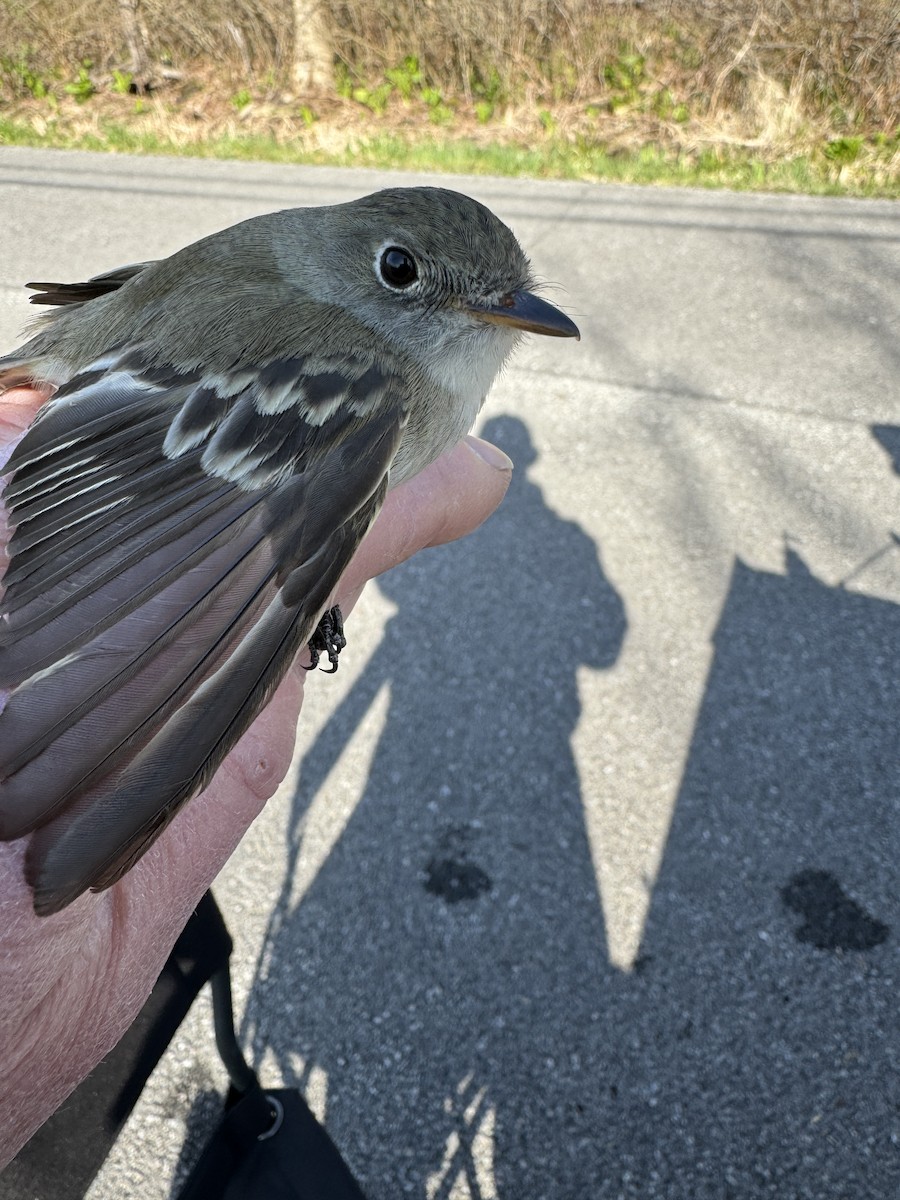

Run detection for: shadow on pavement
[[621, 544, 898, 1198], [238, 419, 897, 1199]]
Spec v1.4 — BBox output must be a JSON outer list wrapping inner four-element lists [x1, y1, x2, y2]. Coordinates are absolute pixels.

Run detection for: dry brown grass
[[2, 0, 897, 130]]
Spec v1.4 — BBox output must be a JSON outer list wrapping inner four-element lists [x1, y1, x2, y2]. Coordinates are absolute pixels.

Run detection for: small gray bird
[[0, 186, 579, 915]]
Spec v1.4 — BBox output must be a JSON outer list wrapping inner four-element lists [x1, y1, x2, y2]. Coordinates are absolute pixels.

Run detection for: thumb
[[0, 386, 53, 466], [337, 434, 513, 601]]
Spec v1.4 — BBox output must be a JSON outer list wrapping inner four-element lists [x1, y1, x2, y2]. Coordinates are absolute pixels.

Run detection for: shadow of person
[[617, 544, 900, 1196], [241, 414, 627, 1197]]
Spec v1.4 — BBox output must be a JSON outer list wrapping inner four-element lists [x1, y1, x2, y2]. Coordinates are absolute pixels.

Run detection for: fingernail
[[465, 435, 513, 472]]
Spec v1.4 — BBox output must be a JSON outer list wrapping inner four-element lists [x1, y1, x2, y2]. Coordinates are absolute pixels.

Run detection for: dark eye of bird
[[379, 247, 418, 289]]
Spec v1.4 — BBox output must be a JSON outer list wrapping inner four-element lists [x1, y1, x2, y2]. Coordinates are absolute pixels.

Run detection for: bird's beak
[[464, 290, 580, 339]]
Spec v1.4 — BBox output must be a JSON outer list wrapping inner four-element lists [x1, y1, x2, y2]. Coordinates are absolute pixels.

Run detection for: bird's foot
[[306, 605, 346, 673]]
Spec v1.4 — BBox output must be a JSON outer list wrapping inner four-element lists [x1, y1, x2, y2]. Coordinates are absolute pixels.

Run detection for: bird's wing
[[0, 345, 406, 913]]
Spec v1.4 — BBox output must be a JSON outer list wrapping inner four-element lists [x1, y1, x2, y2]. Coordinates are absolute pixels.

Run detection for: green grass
[[0, 116, 896, 198]]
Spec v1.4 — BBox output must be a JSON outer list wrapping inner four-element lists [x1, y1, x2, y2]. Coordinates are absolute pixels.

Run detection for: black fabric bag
[[176, 1084, 365, 1200]]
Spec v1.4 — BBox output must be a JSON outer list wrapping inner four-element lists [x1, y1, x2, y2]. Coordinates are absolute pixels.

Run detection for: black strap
[[2, 892, 370, 1200]]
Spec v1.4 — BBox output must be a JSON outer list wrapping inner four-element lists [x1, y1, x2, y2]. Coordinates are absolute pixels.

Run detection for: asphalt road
[[1, 147, 898, 1199]]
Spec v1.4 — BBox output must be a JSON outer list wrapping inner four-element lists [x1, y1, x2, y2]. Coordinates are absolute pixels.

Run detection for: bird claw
[[305, 605, 346, 673]]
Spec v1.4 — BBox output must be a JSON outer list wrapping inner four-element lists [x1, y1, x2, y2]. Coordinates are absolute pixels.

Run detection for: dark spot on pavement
[[424, 857, 492, 903], [780, 869, 889, 951], [423, 822, 493, 904]]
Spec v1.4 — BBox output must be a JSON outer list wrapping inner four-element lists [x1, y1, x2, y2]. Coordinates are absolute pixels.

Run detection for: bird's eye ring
[[378, 246, 418, 290]]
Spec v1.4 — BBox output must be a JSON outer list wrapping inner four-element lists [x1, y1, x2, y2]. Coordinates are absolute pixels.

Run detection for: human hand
[[0, 385, 512, 1164]]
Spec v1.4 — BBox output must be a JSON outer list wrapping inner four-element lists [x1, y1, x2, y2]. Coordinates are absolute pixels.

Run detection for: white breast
[[421, 322, 519, 428]]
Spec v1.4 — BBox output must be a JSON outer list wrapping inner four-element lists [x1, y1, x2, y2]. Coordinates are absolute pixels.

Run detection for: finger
[[0, 387, 52, 454], [1, 389, 52, 573], [338, 434, 513, 602]]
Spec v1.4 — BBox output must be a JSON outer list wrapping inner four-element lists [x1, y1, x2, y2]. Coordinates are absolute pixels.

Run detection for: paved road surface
[[1, 147, 898, 1198]]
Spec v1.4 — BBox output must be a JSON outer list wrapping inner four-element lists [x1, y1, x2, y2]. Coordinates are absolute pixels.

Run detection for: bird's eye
[[378, 246, 418, 289]]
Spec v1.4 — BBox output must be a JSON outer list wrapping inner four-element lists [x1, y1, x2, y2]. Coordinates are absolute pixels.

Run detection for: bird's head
[[274, 186, 579, 400]]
